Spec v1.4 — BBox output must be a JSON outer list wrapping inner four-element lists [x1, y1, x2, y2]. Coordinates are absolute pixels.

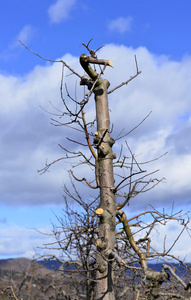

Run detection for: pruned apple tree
[[21, 40, 191, 300]]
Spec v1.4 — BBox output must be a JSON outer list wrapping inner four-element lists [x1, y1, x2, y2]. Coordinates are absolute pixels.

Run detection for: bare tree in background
[[21, 40, 191, 300]]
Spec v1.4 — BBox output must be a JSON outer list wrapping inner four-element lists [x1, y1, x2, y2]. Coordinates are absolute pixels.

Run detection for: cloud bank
[[0, 43, 191, 260], [0, 224, 53, 258], [1, 44, 191, 210]]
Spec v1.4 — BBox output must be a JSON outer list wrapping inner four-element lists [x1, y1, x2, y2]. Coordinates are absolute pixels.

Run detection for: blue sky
[[0, 0, 191, 260], [1, 0, 191, 75]]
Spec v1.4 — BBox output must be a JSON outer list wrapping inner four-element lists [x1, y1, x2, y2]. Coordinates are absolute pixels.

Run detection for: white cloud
[[0, 54, 82, 206], [0, 25, 36, 60], [48, 0, 77, 23], [0, 225, 52, 259], [11, 25, 36, 49], [17, 25, 36, 45], [108, 17, 133, 34]]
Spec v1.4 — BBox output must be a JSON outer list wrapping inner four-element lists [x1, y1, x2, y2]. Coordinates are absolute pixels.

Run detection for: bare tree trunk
[[94, 80, 116, 300], [80, 54, 116, 299]]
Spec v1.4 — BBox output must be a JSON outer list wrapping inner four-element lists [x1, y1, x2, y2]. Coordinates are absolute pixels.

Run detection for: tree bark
[[80, 55, 116, 300], [94, 80, 116, 300]]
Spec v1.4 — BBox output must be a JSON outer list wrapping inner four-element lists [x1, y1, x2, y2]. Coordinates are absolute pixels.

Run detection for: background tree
[[21, 40, 190, 300]]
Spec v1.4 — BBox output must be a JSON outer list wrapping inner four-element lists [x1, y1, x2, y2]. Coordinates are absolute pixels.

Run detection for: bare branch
[[70, 170, 98, 189], [108, 55, 141, 94], [19, 40, 82, 79], [115, 111, 152, 141]]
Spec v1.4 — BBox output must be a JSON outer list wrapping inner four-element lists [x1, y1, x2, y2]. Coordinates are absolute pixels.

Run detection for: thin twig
[[19, 40, 82, 79]]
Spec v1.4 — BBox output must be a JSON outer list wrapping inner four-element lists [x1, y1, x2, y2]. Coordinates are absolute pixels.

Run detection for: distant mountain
[[0, 257, 53, 277], [38, 259, 62, 270], [38, 259, 191, 277], [148, 262, 191, 277], [0, 258, 190, 277]]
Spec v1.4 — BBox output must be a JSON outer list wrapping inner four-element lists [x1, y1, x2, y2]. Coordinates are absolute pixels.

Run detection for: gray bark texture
[[80, 54, 116, 300]]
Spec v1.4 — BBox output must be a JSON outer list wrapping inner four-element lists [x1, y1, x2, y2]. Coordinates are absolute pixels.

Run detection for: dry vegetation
[[0, 258, 191, 300], [0, 258, 63, 300]]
